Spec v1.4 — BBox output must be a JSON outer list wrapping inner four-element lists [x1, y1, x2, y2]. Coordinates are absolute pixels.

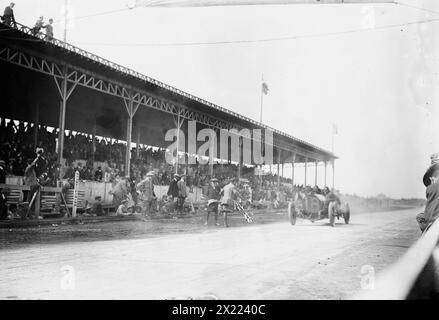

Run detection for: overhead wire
[[76, 17, 439, 47]]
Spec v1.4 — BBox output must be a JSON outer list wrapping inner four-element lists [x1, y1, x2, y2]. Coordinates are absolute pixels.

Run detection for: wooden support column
[[34, 103, 39, 149], [277, 150, 281, 189], [123, 92, 141, 178], [324, 161, 327, 187], [92, 119, 96, 165], [57, 67, 68, 171], [136, 125, 141, 159], [238, 137, 242, 179], [126, 111, 133, 177], [172, 110, 185, 175], [176, 113, 181, 174], [304, 157, 308, 186], [315, 160, 318, 187], [54, 64, 78, 179], [291, 153, 296, 187], [332, 159, 335, 190]]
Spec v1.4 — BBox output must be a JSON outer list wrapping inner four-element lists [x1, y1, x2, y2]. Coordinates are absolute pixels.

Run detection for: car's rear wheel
[[288, 202, 297, 226]]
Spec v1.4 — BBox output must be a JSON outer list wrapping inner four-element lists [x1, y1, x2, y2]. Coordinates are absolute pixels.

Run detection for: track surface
[[0, 208, 421, 300]]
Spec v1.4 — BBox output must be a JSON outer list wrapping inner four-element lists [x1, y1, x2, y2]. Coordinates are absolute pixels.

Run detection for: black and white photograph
[[0, 0, 438, 305]]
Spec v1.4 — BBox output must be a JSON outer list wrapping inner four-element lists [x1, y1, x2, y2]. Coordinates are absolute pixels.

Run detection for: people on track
[[177, 174, 187, 214], [219, 178, 239, 228], [205, 178, 221, 226], [137, 171, 156, 216]]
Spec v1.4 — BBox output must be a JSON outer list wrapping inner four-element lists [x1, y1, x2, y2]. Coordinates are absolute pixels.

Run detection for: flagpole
[[260, 74, 264, 123], [259, 74, 264, 189], [64, 0, 68, 42]]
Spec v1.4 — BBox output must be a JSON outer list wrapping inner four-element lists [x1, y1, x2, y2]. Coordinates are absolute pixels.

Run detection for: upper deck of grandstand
[[0, 20, 336, 164]]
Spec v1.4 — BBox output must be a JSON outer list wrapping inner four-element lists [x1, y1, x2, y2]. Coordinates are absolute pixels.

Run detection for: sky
[[3, 0, 439, 198]]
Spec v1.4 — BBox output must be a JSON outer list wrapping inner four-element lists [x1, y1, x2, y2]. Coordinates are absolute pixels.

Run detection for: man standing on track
[[219, 178, 238, 228], [177, 174, 187, 214], [167, 173, 180, 213], [137, 171, 156, 217], [205, 178, 220, 226]]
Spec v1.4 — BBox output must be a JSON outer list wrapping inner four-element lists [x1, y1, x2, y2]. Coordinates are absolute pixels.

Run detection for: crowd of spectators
[[1, 118, 311, 200]]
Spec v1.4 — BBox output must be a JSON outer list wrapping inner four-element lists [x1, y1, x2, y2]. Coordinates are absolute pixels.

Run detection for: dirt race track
[[0, 207, 421, 300]]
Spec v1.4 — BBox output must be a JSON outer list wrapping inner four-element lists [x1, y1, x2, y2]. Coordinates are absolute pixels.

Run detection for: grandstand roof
[[0, 21, 337, 164]]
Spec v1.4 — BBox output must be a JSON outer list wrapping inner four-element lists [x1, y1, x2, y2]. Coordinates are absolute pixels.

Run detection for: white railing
[[353, 218, 439, 300]]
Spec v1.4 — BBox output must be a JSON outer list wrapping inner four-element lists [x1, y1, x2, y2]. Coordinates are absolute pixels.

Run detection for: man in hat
[[23, 158, 39, 219], [219, 178, 238, 228], [137, 171, 156, 216], [116, 199, 130, 216], [33, 147, 48, 181], [167, 173, 180, 199], [91, 196, 104, 216], [205, 178, 221, 226], [2, 2, 16, 27], [32, 16, 44, 36], [177, 174, 187, 214], [44, 18, 54, 41], [94, 166, 103, 182], [416, 154, 439, 232]]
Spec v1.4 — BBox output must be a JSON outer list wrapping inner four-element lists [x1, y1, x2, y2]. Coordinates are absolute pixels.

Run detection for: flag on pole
[[332, 124, 338, 135], [262, 82, 269, 95]]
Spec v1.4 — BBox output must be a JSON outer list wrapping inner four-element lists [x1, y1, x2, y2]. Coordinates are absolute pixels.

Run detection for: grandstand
[[0, 19, 336, 191]]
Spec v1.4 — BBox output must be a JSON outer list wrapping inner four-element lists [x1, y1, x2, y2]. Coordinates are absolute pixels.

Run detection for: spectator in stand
[[34, 148, 48, 179], [63, 162, 75, 180], [32, 16, 44, 35], [12, 156, 24, 176], [2, 2, 16, 27], [44, 18, 54, 41], [94, 166, 103, 182], [103, 167, 112, 183]]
